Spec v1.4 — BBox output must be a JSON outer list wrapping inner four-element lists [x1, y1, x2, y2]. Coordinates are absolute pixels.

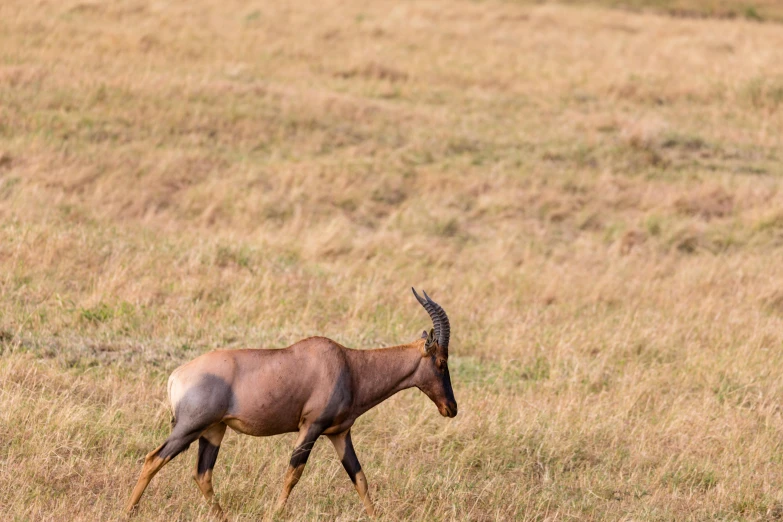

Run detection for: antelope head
[[412, 288, 457, 418]]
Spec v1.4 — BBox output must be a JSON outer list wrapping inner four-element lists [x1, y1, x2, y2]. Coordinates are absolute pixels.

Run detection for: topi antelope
[[125, 288, 456, 519]]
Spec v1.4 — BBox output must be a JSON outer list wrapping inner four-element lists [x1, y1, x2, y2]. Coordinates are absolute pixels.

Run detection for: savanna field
[[2, 0, 783, 520]]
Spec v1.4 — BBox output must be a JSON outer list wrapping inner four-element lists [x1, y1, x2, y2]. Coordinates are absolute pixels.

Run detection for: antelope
[[125, 288, 456, 519]]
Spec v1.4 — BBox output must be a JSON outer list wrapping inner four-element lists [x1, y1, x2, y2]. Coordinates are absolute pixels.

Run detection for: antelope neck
[[345, 343, 423, 417]]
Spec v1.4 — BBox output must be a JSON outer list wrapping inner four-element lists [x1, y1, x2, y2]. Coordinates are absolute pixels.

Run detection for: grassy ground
[[558, 0, 783, 21], [1, 0, 783, 520]]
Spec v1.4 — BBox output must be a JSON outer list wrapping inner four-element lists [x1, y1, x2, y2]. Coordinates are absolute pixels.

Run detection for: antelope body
[[126, 289, 456, 519]]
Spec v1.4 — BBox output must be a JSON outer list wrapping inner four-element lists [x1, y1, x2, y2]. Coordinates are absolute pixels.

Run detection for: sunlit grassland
[[556, 0, 783, 21], [1, 0, 783, 520]]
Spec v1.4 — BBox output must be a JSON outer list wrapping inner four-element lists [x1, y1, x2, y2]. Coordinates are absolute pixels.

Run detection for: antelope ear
[[421, 330, 428, 339], [420, 328, 437, 357]]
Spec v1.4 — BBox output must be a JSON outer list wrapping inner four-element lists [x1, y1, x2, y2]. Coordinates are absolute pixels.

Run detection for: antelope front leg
[[327, 430, 376, 516], [267, 426, 321, 520]]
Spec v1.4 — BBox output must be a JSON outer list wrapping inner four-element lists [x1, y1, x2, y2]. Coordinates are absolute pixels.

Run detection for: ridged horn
[[411, 287, 451, 355]]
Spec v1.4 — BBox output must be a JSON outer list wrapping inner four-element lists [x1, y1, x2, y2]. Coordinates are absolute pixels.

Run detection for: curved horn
[[411, 288, 451, 354]]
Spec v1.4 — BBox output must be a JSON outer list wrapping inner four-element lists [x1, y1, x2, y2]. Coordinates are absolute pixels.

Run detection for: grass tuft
[[1, 0, 783, 520]]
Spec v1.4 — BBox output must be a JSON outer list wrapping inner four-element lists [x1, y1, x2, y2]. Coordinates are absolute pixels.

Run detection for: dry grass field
[[1, 0, 783, 520]]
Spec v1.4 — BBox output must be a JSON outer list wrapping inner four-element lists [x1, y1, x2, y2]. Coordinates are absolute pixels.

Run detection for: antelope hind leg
[[125, 419, 209, 516], [125, 429, 200, 515], [125, 442, 169, 515]]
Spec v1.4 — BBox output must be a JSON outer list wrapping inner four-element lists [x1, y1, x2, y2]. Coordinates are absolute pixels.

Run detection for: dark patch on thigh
[[197, 437, 221, 476], [173, 374, 234, 430], [158, 374, 235, 462]]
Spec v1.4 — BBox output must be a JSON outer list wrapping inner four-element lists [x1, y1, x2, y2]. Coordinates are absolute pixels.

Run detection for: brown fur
[[125, 331, 456, 518]]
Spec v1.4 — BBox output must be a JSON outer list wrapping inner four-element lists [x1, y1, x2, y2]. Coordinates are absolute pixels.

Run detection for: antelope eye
[[436, 358, 447, 371]]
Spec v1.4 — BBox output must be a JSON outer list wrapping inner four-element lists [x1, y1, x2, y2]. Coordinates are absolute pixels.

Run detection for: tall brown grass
[[1, 0, 783, 520]]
